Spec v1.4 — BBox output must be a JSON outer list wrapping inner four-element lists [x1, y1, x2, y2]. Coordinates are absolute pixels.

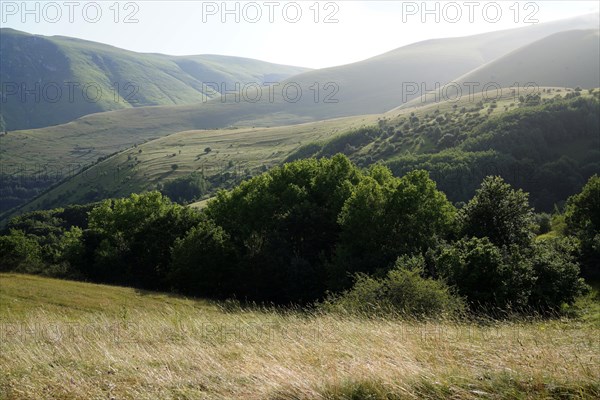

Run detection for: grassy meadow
[[1, 273, 598, 399]]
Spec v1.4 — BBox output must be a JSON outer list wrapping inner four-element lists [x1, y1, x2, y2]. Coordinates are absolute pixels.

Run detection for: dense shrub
[[333, 166, 456, 289], [322, 255, 464, 318], [0, 204, 97, 277], [435, 236, 588, 311], [436, 177, 590, 311], [160, 172, 209, 204], [529, 238, 588, 309], [535, 213, 552, 235], [48, 226, 84, 278], [435, 237, 535, 310]]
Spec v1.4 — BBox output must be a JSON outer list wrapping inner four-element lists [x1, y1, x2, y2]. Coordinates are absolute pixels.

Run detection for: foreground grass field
[[0, 273, 598, 399]]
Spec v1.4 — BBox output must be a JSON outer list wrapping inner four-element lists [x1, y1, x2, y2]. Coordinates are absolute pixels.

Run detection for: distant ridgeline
[[0, 28, 309, 131]]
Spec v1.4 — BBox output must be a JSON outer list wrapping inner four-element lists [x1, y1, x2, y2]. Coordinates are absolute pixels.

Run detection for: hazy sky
[[1, 1, 598, 68]]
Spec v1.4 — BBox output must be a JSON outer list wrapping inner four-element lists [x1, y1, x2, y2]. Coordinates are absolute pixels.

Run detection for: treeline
[[0, 174, 61, 214], [1, 156, 598, 316]]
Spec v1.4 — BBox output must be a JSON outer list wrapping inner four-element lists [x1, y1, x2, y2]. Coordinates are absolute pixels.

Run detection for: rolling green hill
[[402, 29, 600, 108], [270, 15, 600, 118], [455, 29, 600, 90], [2, 14, 599, 216], [4, 89, 597, 224], [3, 14, 599, 174], [0, 28, 309, 131]]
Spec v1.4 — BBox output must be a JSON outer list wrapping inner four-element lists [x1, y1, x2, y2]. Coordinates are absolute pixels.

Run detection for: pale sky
[[1, 1, 598, 69]]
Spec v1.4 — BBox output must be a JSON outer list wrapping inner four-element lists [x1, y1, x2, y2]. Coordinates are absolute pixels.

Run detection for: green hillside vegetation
[[392, 93, 600, 211], [3, 16, 600, 216], [0, 28, 309, 131], [0, 114, 379, 219], [301, 92, 600, 211], [3, 89, 596, 224]]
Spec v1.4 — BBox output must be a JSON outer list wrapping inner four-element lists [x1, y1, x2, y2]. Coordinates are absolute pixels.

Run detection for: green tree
[[565, 175, 600, 277], [0, 229, 43, 272], [169, 219, 236, 297], [160, 172, 209, 204], [2, 203, 99, 277], [566, 175, 600, 234], [205, 154, 362, 303], [334, 167, 456, 287], [529, 238, 588, 309], [460, 176, 534, 247], [535, 213, 552, 235], [84, 191, 201, 288]]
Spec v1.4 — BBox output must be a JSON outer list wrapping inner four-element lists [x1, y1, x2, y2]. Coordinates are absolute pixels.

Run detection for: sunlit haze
[[2, 1, 598, 68]]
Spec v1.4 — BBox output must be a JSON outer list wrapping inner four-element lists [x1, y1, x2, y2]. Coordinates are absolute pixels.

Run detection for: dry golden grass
[[1, 274, 598, 399]]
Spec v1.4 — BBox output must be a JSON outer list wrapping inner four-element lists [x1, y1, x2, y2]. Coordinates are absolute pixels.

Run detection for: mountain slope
[[5, 90, 597, 223], [458, 29, 600, 89], [2, 13, 598, 132], [2, 14, 599, 216], [274, 13, 600, 118], [1, 113, 380, 218], [403, 29, 600, 107], [0, 28, 309, 130], [4, 14, 599, 169]]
